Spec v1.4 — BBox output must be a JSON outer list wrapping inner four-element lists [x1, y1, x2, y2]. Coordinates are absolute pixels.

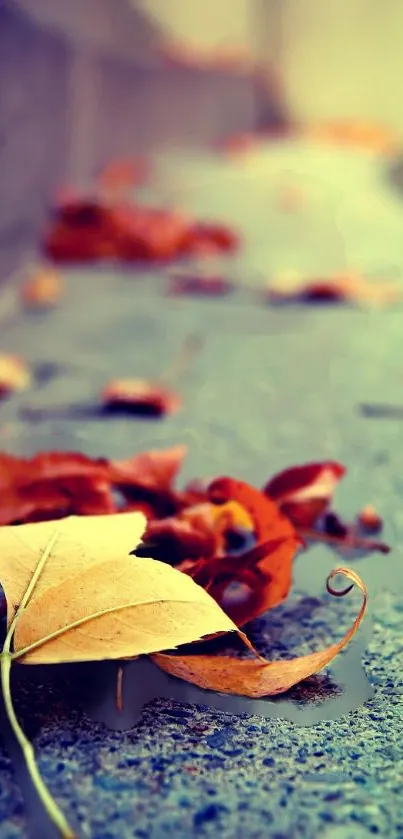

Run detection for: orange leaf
[[101, 378, 181, 417], [208, 477, 295, 542], [357, 505, 383, 534], [185, 536, 300, 626], [152, 567, 367, 697], [179, 477, 302, 624]]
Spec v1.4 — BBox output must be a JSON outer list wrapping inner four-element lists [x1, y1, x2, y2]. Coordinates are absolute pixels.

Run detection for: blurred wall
[[0, 3, 69, 281], [1, 0, 259, 280], [137, 0, 403, 133], [276, 0, 403, 132], [140, 0, 255, 52]]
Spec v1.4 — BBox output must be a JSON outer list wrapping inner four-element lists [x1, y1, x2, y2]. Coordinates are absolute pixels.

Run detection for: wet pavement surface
[[1, 142, 403, 838]]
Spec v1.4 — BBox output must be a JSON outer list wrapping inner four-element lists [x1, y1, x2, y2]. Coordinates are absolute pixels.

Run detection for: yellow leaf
[[0, 512, 237, 664]]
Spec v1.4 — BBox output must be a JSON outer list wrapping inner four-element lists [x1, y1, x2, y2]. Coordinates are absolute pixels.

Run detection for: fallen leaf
[[208, 477, 295, 543], [183, 535, 301, 626], [264, 461, 346, 527], [153, 567, 367, 696], [167, 272, 234, 297], [140, 500, 254, 567], [142, 515, 217, 564], [267, 272, 402, 308], [0, 512, 237, 664], [182, 477, 211, 505], [44, 200, 120, 262], [357, 505, 383, 533], [0, 446, 188, 526], [44, 196, 239, 264], [109, 444, 187, 495], [323, 511, 349, 538], [101, 378, 181, 417], [21, 267, 63, 310], [177, 477, 302, 625], [182, 222, 239, 257], [0, 451, 114, 525], [111, 205, 191, 261], [0, 512, 241, 836], [0, 355, 31, 399]]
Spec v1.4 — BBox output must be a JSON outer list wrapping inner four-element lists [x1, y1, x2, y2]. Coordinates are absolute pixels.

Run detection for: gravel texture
[[1, 142, 403, 838]]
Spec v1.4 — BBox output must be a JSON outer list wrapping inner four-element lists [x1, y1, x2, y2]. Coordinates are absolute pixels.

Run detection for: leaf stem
[[8, 530, 60, 641], [0, 653, 76, 837], [12, 596, 214, 662], [1, 529, 77, 837], [297, 526, 390, 555]]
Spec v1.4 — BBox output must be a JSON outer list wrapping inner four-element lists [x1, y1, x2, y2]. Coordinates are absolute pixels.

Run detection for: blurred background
[[1, 0, 402, 280]]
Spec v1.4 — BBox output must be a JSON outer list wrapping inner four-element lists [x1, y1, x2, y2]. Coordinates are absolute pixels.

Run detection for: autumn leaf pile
[[44, 198, 239, 264], [0, 444, 385, 645], [0, 447, 373, 838]]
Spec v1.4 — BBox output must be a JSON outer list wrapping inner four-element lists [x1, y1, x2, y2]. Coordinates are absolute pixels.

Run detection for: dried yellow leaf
[[0, 512, 237, 664]]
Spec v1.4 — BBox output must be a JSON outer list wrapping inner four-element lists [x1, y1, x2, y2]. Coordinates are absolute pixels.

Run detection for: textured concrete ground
[[1, 143, 403, 838]]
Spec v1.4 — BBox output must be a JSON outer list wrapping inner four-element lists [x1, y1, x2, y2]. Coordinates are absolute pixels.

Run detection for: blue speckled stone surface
[[1, 142, 403, 838]]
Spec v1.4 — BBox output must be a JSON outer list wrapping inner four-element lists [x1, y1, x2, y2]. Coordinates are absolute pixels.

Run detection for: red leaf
[[182, 223, 239, 256], [44, 197, 239, 265], [182, 478, 211, 505], [44, 201, 119, 262], [0, 452, 114, 525], [109, 445, 187, 495], [101, 378, 181, 417], [110, 205, 190, 261], [264, 461, 346, 527]]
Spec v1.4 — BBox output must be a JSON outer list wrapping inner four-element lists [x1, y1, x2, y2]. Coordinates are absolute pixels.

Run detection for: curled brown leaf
[[152, 567, 367, 697]]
